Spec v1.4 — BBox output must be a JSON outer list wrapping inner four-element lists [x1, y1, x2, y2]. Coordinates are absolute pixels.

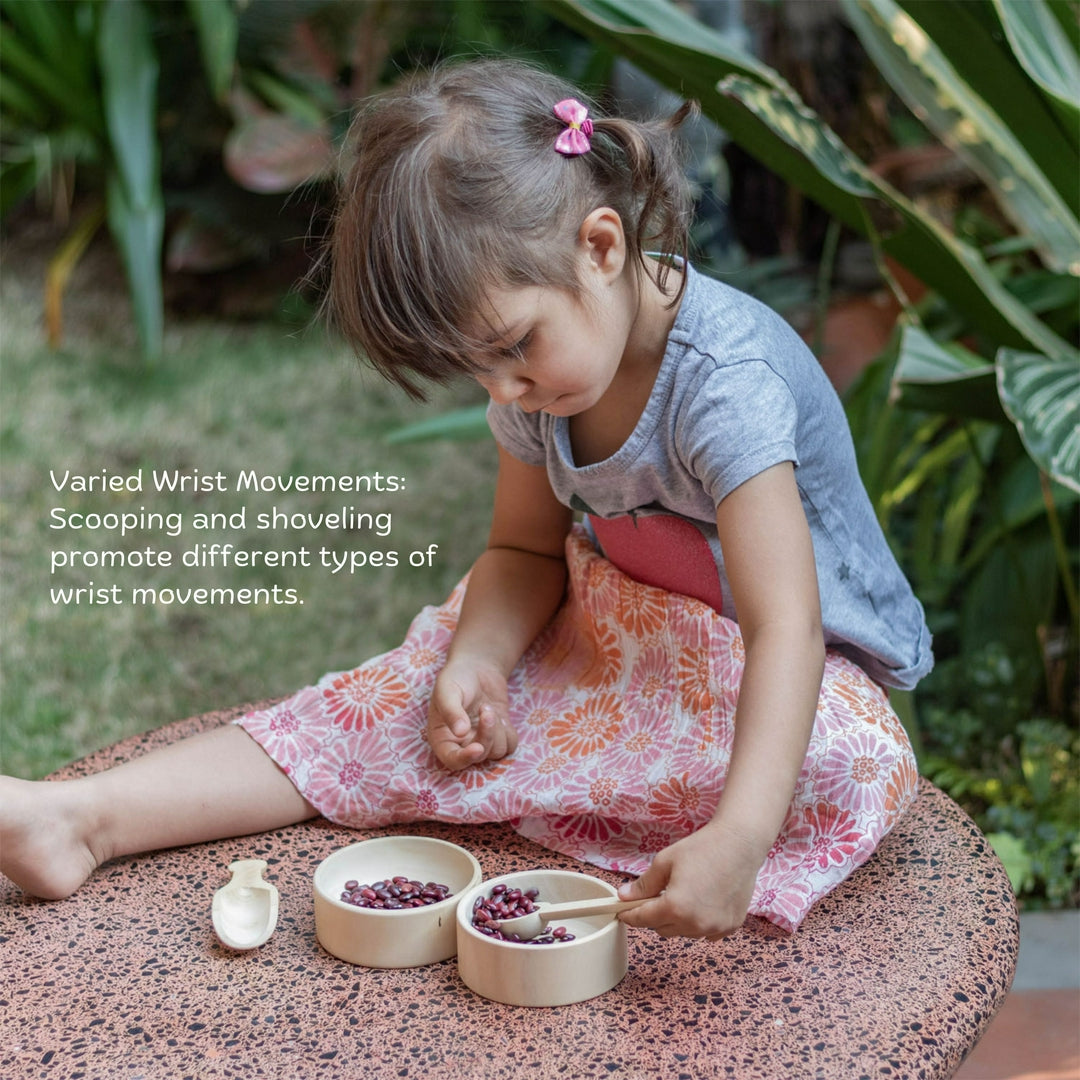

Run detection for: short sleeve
[[485, 400, 547, 466], [676, 358, 799, 505]]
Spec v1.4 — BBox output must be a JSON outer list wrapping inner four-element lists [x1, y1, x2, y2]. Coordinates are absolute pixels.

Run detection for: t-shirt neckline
[[553, 262, 700, 475]]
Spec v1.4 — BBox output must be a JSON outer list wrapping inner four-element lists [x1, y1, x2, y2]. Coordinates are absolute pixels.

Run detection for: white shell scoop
[[212, 859, 279, 950]]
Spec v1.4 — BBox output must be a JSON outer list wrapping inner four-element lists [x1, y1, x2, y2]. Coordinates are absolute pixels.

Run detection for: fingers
[[428, 729, 488, 771], [618, 886, 742, 939], [615, 860, 671, 930], [428, 699, 517, 772], [475, 704, 518, 761], [617, 860, 668, 903], [615, 846, 750, 939], [428, 679, 472, 740]]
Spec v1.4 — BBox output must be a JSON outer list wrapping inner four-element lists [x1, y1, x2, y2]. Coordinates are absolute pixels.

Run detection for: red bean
[[469, 885, 578, 945], [339, 876, 453, 910]]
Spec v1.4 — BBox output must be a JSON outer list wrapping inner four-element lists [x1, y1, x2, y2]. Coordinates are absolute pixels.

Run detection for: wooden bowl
[[456, 869, 629, 1006], [313, 836, 482, 968]]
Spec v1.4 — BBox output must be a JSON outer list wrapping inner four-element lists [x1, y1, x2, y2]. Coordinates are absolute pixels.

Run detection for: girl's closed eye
[[501, 330, 533, 361]]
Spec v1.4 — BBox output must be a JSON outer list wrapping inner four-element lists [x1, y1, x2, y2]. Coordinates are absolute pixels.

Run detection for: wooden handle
[[537, 895, 650, 920]]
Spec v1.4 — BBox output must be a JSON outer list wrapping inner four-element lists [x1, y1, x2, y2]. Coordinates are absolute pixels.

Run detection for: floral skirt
[[238, 527, 918, 932]]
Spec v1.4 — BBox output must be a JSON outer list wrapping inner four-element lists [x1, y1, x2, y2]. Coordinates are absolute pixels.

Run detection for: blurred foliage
[[918, 645, 1079, 906], [1, 0, 164, 358], [0, 0, 586, 359], [542, 0, 1079, 906]]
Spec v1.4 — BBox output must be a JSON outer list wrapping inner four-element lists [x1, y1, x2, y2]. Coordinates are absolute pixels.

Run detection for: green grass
[[0, 268, 497, 779]]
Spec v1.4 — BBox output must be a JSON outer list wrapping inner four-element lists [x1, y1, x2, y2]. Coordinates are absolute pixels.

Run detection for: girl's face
[[470, 279, 635, 417], [470, 211, 645, 418]]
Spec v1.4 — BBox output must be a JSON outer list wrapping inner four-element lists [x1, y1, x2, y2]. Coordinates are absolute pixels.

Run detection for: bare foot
[[0, 776, 102, 899]]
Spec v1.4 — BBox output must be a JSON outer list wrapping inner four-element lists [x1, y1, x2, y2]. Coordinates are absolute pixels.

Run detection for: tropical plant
[[916, 646, 1079, 905], [2, 1, 591, 363], [0, 0, 361, 360], [536, 0, 1078, 901], [1, 0, 164, 359], [542, 0, 1078, 473]]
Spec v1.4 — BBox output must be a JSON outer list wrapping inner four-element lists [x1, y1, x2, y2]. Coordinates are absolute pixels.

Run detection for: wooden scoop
[[211, 859, 279, 950], [494, 896, 648, 940]]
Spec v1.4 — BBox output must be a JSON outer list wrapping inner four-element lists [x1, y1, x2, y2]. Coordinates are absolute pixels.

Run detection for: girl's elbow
[[744, 610, 823, 662], [783, 610, 825, 674]]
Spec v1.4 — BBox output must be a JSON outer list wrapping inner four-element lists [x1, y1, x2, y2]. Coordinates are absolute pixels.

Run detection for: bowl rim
[[455, 868, 622, 949], [313, 835, 482, 918]]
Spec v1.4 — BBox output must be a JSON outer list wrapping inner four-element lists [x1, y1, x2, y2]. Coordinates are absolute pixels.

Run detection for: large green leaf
[[99, 0, 159, 210], [98, 0, 163, 362], [186, 0, 238, 104], [890, 321, 1003, 422], [993, 0, 1080, 145], [996, 349, 1080, 493], [895, 1, 1079, 195], [717, 74, 1073, 362], [543, 0, 1075, 361], [842, 0, 1080, 274], [1048, 0, 1080, 51], [891, 323, 1080, 492], [543, 0, 783, 85], [105, 174, 164, 365]]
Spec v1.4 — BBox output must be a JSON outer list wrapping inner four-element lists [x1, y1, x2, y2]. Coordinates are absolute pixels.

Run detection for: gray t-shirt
[[487, 263, 933, 690]]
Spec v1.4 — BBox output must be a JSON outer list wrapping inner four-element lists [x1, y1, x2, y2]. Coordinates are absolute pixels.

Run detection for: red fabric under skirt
[[238, 527, 918, 932]]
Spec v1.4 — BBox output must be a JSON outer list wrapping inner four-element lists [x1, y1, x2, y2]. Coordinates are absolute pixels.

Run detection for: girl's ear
[[577, 207, 626, 282]]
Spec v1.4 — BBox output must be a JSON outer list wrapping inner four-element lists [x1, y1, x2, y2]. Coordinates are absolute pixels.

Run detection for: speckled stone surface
[[2, 704, 1019, 1080]]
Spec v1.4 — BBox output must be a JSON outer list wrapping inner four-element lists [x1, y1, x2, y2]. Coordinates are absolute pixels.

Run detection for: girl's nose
[[477, 371, 532, 406]]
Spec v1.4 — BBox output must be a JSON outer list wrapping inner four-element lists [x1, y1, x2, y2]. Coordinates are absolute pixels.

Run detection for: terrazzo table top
[[2, 704, 1019, 1080]]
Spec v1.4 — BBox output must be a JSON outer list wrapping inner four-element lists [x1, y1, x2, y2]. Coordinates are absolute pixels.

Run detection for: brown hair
[[327, 57, 694, 400]]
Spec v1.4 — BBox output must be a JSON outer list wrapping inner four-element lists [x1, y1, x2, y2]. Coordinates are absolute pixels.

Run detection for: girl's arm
[[428, 444, 572, 770], [619, 460, 825, 937]]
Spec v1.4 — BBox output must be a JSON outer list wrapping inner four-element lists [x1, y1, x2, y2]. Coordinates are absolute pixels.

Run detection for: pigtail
[[591, 101, 697, 304]]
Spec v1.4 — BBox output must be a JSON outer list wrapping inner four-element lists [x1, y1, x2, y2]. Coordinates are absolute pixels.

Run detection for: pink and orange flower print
[[239, 525, 917, 934]]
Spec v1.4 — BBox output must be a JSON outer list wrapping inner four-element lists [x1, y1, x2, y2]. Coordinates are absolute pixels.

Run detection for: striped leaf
[[993, 0, 1080, 142], [717, 75, 1073, 363], [890, 321, 1003, 423], [894, 0, 1078, 203], [996, 349, 1080, 492]]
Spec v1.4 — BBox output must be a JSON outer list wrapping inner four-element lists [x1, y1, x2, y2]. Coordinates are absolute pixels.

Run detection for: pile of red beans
[[470, 883, 576, 944], [339, 875, 452, 909]]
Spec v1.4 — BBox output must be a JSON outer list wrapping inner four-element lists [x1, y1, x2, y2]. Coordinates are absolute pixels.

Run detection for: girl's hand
[[427, 659, 518, 771], [615, 821, 764, 940]]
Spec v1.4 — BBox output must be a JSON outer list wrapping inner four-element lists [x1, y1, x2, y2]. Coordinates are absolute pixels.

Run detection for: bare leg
[[1, 724, 316, 900]]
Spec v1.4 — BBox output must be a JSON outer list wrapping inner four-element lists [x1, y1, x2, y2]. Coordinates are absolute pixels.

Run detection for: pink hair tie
[[553, 98, 593, 156]]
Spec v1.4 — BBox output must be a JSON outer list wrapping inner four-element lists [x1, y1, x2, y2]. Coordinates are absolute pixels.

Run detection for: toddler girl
[[1, 59, 932, 939]]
